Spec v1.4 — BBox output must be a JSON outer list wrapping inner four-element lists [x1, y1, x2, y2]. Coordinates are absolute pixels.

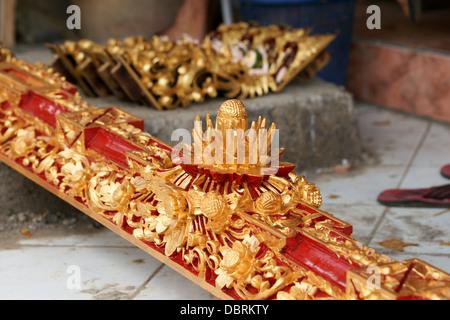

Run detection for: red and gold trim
[[0, 48, 449, 300]]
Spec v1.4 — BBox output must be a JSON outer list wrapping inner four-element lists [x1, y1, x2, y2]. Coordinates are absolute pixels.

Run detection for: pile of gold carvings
[[47, 22, 335, 110]]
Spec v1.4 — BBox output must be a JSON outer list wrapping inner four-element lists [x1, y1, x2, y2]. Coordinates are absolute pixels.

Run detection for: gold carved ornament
[[0, 51, 449, 300], [46, 22, 335, 110]]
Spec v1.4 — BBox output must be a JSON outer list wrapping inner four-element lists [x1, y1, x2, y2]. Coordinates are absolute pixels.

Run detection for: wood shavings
[[20, 228, 33, 237], [433, 209, 450, 217], [378, 238, 418, 252]]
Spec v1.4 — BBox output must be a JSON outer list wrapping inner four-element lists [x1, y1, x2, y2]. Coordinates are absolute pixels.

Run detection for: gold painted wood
[[1, 47, 449, 300], [47, 22, 335, 110]]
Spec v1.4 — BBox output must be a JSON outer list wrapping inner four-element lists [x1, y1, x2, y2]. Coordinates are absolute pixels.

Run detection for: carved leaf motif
[[378, 238, 418, 252]]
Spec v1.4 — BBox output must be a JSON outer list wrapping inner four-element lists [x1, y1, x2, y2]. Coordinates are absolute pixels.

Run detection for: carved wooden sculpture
[[47, 22, 334, 110], [0, 47, 449, 300]]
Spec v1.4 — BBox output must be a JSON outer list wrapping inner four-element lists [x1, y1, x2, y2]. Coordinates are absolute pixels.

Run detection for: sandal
[[377, 184, 450, 208], [441, 164, 450, 179]]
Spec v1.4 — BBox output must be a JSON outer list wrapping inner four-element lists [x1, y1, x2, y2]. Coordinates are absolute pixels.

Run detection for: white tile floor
[[0, 100, 449, 300]]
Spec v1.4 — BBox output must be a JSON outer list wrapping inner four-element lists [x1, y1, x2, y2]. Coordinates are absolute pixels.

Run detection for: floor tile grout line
[[365, 207, 389, 246], [365, 121, 432, 246], [395, 121, 432, 189], [128, 263, 165, 300]]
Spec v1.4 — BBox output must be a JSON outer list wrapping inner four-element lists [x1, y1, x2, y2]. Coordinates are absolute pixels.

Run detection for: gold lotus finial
[[185, 99, 286, 175], [216, 99, 249, 134]]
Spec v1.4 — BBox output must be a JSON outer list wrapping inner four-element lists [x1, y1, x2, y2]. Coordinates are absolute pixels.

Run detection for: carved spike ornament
[[0, 47, 449, 300]]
